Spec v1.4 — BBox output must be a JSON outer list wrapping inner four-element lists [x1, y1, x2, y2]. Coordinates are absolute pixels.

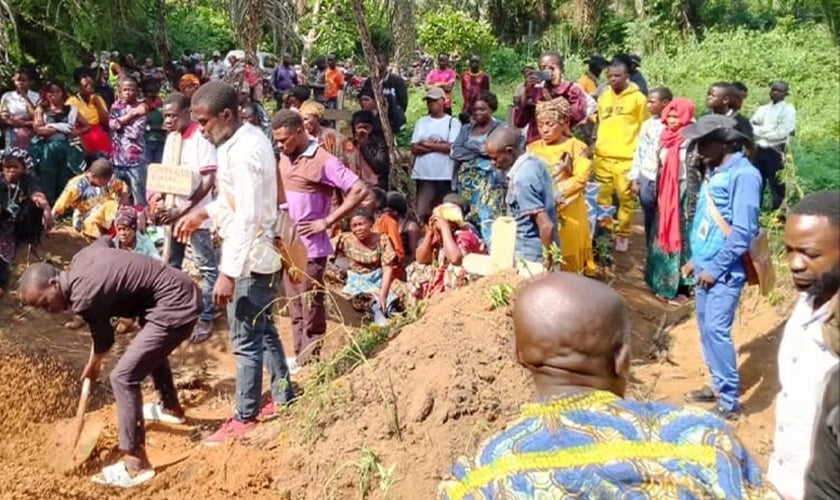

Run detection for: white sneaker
[[286, 357, 301, 376], [614, 236, 629, 253]]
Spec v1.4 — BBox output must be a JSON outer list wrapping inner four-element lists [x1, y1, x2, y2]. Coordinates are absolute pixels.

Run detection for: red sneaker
[[258, 400, 278, 421], [203, 418, 256, 446]]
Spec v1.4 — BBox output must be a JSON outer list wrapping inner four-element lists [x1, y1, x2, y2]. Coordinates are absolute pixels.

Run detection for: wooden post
[[351, 0, 400, 173], [146, 163, 193, 262]]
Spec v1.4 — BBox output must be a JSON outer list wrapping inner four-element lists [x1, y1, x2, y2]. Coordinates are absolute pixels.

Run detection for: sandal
[[91, 461, 155, 488], [684, 385, 717, 403], [143, 402, 186, 425]]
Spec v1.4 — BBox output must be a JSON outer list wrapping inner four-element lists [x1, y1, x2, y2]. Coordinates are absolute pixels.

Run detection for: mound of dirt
[[0, 340, 80, 436], [264, 272, 533, 499]]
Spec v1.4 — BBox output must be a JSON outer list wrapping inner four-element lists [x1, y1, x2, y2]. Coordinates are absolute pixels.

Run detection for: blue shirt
[[271, 65, 298, 93], [689, 152, 761, 281], [441, 390, 780, 499], [505, 153, 558, 263]]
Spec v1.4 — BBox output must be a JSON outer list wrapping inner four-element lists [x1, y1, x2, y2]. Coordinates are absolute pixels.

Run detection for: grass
[[397, 25, 839, 194]]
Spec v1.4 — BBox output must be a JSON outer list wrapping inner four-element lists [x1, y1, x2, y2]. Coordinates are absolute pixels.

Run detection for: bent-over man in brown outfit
[[18, 245, 201, 488]]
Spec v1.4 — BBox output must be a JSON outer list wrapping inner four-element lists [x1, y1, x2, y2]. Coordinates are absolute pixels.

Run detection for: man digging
[[18, 245, 201, 488]]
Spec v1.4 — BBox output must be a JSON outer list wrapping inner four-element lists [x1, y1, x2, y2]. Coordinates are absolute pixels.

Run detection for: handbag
[[703, 184, 775, 296]]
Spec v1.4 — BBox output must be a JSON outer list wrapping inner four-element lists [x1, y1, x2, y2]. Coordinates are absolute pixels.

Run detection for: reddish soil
[[0, 221, 791, 499]]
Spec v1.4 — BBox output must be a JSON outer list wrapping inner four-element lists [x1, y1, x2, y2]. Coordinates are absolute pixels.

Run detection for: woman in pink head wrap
[[644, 97, 697, 303]]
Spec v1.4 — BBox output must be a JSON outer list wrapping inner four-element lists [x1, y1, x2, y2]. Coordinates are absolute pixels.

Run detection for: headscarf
[[299, 100, 324, 119], [114, 206, 138, 229], [178, 73, 200, 91], [656, 98, 696, 253], [1, 147, 35, 172], [535, 96, 571, 124], [433, 203, 464, 226]]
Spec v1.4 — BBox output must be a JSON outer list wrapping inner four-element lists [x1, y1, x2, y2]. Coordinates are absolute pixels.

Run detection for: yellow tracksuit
[[594, 83, 649, 237]]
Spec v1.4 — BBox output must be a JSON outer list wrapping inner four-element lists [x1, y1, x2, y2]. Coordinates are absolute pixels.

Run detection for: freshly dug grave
[[0, 222, 789, 499]]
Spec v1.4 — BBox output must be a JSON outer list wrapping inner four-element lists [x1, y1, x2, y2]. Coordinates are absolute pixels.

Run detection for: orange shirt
[[374, 212, 405, 262], [325, 68, 345, 100]]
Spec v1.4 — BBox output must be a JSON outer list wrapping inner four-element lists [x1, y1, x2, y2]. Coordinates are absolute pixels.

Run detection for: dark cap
[[682, 114, 746, 142], [629, 54, 642, 66], [585, 55, 609, 68]]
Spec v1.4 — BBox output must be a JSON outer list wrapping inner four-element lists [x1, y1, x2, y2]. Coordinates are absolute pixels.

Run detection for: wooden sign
[[146, 163, 193, 196]]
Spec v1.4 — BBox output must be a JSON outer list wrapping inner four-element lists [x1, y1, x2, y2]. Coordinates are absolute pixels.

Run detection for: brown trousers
[[282, 257, 327, 365]]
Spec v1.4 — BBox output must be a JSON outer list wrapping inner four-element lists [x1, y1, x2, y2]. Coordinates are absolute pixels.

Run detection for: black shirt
[[805, 366, 840, 500], [61, 245, 202, 353]]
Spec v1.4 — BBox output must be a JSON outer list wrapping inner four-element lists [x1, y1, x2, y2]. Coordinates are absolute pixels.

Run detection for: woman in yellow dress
[[527, 97, 595, 274]]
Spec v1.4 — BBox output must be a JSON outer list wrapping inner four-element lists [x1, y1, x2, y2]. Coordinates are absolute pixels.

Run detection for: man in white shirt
[[410, 86, 461, 224], [151, 91, 219, 343], [750, 81, 796, 210], [206, 51, 226, 81], [175, 81, 294, 445], [769, 190, 840, 499]]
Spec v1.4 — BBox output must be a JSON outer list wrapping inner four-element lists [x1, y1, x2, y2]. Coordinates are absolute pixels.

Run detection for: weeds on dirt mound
[[486, 284, 514, 311], [323, 447, 401, 499], [288, 301, 427, 445]]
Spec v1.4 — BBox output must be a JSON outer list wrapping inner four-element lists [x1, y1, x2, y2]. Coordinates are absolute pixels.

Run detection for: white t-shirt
[[0, 90, 40, 117], [162, 122, 218, 229], [410, 114, 461, 181]]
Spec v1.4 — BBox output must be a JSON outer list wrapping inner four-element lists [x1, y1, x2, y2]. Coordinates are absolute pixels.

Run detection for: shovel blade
[[50, 415, 104, 471]]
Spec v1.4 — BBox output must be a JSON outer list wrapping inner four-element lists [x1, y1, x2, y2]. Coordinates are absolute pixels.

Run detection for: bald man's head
[[513, 273, 631, 398], [485, 127, 522, 171]]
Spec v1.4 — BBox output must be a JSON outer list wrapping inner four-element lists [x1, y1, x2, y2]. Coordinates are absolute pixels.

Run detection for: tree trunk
[[351, 0, 399, 172], [298, 0, 323, 83], [153, 0, 173, 84]]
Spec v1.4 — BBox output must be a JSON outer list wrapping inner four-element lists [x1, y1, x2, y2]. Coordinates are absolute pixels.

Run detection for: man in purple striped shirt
[[272, 110, 370, 368]]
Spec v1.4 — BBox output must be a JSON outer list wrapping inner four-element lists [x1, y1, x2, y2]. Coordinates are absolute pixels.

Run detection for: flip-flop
[[91, 461, 155, 488], [142, 402, 186, 425]]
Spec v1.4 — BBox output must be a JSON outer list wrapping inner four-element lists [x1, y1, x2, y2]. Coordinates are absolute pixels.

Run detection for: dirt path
[[0, 220, 790, 499]]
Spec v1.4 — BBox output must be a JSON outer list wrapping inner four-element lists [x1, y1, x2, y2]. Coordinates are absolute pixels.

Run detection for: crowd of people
[[1, 43, 836, 498]]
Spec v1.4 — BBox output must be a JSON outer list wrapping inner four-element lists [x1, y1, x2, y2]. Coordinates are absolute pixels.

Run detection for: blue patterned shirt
[[441, 391, 780, 500]]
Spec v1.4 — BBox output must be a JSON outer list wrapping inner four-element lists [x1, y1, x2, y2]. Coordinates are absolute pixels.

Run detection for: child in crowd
[[143, 78, 165, 164], [386, 191, 421, 267], [52, 157, 129, 239], [372, 187, 405, 274], [109, 76, 148, 206]]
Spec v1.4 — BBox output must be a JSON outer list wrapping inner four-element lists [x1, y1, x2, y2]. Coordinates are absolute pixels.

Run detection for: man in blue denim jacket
[[485, 127, 559, 268], [680, 115, 762, 420]]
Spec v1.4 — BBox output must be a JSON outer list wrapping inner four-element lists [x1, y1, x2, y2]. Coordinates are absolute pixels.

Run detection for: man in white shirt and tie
[[768, 190, 839, 499], [175, 81, 294, 445], [750, 81, 796, 210]]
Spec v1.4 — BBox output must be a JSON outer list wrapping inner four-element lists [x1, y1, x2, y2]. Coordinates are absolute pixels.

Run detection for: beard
[[807, 263, 840, 303]]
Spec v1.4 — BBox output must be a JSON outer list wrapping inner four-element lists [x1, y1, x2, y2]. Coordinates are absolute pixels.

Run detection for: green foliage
[[165, 2, 235, 56], [417, 6, 497, 63], [486, 284, 515, 310], [639, 25, 839, 191], [484, 46, 531, 82]]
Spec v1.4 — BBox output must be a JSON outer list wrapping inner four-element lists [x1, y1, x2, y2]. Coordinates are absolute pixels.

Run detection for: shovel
[[50, 377, 104, 471]]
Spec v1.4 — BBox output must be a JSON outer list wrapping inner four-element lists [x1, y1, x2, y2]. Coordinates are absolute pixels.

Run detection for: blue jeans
[[168, 228, 218, 322], [695, 273, 746, 412], [145, 141, 165, 164], [228, 272, 294, 421], [115, 164, 148, 207], [638, 176, 656, 247]]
